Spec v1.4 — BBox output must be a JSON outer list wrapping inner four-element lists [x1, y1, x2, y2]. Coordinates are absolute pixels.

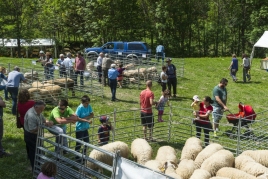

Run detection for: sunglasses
[[58, 106, 66, 111]]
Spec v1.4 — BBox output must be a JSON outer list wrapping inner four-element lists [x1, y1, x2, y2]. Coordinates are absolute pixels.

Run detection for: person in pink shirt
[[74, 52, 86, 86], [37, 161, 57, 179]]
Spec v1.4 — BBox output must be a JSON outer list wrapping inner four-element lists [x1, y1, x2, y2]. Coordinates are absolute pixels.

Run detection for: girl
[[156, 89, 170, 122], [117, 64, 125, 88], [37, 161, 57, 179]]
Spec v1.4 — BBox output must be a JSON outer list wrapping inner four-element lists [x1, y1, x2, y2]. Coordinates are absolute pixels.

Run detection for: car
[[84, 41, 151, 62]]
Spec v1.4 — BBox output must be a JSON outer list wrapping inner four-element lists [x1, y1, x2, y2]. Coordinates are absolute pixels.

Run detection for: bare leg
[[143, 126, 147, 139]]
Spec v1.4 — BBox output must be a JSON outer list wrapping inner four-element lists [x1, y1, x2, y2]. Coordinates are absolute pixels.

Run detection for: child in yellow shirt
[[191, 95, 201, 121]]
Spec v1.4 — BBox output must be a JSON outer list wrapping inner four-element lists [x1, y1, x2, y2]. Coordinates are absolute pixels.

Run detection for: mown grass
[[0, 56, 267, 178]]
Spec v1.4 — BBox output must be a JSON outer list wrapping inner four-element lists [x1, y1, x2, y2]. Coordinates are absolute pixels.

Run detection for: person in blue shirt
[[228, 54, 238, 82], [108, 64, 119, 101], [156, 45, 165, 63], [75, 95, 94, 160]]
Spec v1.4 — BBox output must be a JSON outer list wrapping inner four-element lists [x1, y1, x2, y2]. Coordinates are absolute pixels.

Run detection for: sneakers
[[0, 152, 11, 158], [158, 119, 164, 122]]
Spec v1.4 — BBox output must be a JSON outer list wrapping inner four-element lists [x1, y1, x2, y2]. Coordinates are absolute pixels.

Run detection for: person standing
[[166, 58, 177, 97], [74, 52, 86, 86], [56, 54, 66, 77], [117, 64, 126, 88], [0, 66, 9, 100], [62, 52, 74, 78], [241, 54, 251, 82], [6, 66, 27, 115], [140, 80, 156, 141], [228, 54, 238, 82], [108, 64, 119, 101], [211, 78, 229, 137], [0, 96, 10, 158], [156, 45, 165, 63], [97, 53, 104, 83], [24, 101, 53, 170], [44, 52, 54, 80], [160, 66, 168, 92], [102, 54, 114, 86]]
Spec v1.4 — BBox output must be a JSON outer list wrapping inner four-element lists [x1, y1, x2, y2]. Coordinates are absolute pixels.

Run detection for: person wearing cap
[[38, 50, 45, 64], [102, 53, 114, 86], [166, 58, 177, 97], [6, 66, 27, 115], [74, 52, 86, 86], [98, 115, 112, 146], [191, 95, 201, 121], [97, 53, 104, 83], [108, 64, 119, 101], [57, 54, 66, 77]]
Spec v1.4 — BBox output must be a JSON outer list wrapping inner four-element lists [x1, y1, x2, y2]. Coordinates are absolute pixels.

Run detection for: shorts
[[158, 110, 164, 115], [212, 106, 224, 123], [117, 76, 123, 81], [141, 112, 154, 128]]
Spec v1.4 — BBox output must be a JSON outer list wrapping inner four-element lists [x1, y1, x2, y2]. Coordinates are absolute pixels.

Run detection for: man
[[156, 45, 165, 63], [6, 66, 27, 115], [102, 53, 114, 86], [49, 99, 78, 153], [62, 52, 74, 78], [97, 53, 104, 83], [56, 54, 66, 77], [108, 64, 119, 101], [166, 58, 177, 97], [0, 96, 10, 158], [140, 80, 156, 141], [212, 78, 229, 137], [24, 101, 53, 170], [74, 52, 86, 86]]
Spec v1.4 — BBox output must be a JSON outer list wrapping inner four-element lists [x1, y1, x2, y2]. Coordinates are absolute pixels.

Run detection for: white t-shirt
[[97, 56, 103, 66], [160, 71, 167, 83], [62, 57, 73, 69], [242, 57, 250, 67]]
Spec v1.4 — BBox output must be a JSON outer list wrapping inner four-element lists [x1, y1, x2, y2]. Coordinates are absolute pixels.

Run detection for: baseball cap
[[39, 50, 44, 54], [193, 95, 200, 101]]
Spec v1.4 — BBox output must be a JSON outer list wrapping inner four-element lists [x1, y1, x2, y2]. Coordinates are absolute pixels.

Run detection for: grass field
[[0, 56, 267, 178]]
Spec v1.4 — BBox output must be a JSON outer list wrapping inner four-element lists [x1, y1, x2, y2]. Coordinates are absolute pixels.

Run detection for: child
[[37, 161, 57, 179], [98, 116, 113, 146], [191, 95, 200, 121], [117, 64, 126, 88], [160, 66, 168, 92], [228, 54, 238, 82], [156, 89, 170, 122]]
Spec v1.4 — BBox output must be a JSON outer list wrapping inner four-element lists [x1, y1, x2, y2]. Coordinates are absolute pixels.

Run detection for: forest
[[0, 0, 268, 57]]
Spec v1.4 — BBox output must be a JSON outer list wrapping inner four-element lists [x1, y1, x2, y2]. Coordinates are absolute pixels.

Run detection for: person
[[228, 54, 238, 82], [0, 96, 10, 158], [195, 96, 213, 146], [37, 50, 45, 64], [102, 53, 114, 86], [48, 99, 78, 153], [212, 78, 229, 137], [24, 101, 53, 170], [6, 66, 27, 115], [117, 63, 126, 88], [0, 66, 8, 100], [166, 58, 177, 97], [156, 45, 165, 63], [43, 52, 54, 79], [74, 52, 86, 86], [156, 89, 169, 122], [140, 80, 157, 141], [56, 54, 66, 77], [98, 116, 112, 146], [241, 54, 251, 82], [97, 53, 104, 83], [75, 95, 94, 159], [62, 52, 74, 77], [37, 161, 57, 179], [160, 66, 168, 92], [108, 64, 119, 101], [191, 95, 201, 121]]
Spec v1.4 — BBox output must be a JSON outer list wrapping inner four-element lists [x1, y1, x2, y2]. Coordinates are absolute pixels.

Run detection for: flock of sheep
[[86, 137, 268, 179]]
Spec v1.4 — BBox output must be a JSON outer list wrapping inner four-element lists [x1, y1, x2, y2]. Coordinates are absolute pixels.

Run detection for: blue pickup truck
[[84, 41, 151, 62]]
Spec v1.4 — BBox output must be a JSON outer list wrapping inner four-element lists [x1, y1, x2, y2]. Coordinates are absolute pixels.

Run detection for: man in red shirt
[[74, 52, 86, 86], [140, 80, 156, 141]]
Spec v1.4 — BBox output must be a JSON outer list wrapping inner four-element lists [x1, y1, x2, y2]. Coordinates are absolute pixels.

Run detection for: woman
[[241, 54, 251, 82], [160, 66, 168, 92], [44, 52, 54, 80], [195, 96, 213, 146], [0, 66, 8, 100]]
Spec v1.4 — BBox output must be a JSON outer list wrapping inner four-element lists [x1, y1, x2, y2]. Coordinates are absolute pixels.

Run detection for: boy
[[98, 116, 112, 146], [191, 95, 201, 121]]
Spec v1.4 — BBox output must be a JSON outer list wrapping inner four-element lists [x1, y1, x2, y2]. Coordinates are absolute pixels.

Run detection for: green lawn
[[0, 56, 267, 178]]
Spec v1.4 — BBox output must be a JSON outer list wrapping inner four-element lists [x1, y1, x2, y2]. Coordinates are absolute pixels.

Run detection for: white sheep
[[144, 160, 162, 172], [176, 159, 195, 179], [242, 150, 268, 167], [200, 149, 234, 176], [189, 169, 211, 179], [194, 143, 224, 169], [24, 71, 38, 81], [209, 177, 230, 179], [155, 146, 178, 166], [164, 161, 182, 179], [44, 85, 62, 97], [87, 141, 129, 171], [86, 61, 94, 71], [32, 81, 51, 88], [124, 63, 135, 69], [180, 137, 203, 161], [257, 173, 268, 179], [235, 155, 268, 177], [28, 88, 41, 100], [131, 138, 152, 165], [216, 167, 257, 179], [147, 66, 157, 73]]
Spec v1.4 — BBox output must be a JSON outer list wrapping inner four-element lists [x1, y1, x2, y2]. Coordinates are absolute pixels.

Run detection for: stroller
[[225, 102, 256, 138]]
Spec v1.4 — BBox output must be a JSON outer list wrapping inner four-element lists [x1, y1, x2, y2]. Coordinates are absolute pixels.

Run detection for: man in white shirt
[[62, 52, 74, 77], [97, 53, 104, 83]]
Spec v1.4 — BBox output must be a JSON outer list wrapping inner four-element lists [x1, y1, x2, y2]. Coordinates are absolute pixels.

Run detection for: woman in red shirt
[[195, 96, 213, 146]]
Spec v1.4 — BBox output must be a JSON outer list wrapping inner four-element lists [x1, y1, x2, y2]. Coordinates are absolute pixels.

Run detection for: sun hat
[[193, 95, 200, 101], [111, 64, 116, 68]]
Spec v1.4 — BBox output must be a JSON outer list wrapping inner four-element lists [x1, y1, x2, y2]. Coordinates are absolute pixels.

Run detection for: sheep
[[124, 63, 135, 69], [235, 155, 268, 177], [257, 173, 268, 179], [200, 149, 234, 176], [180, 137, 203, 161], [194, 143, 224, 169], [210, 177, 230, 179], [24, 71, 38, 81], [46, 78, 75, 96], [189, 169, 211, 179], [155, 146, 178, 166], [32, 81, 51, 88], [144, 160, 162, 172], [86, 61, 94, 71], [131, 138, 152, 165], [28, 88, 42, 100], [216, 167, 257, 179], [164, 161, 182, 179], [147, 66, 157, 73], [87, 141, 129, 171], [176, 159, 195, 179], [242, 150, 268, 167], [44, 85, 62, 97]]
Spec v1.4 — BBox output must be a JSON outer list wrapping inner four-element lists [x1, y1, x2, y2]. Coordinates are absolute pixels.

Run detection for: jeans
[[0, 85, 8, 99], [195, 121, 211, 146], [102, 68, 109, 86], [6, 87, 19, 115], [230, 69, 237, 81], [97, 66, 102, 83], [75, 130, 89, 155], [74, 71, 84, 86], [167, 78, 177, 95], [156, 52, 164, 62], [24, 130, 37, 169], [243, 67, 250, 82], [44, 67, 54, 80], [109, 79, 117, 100], [49, 125, 68, 153]]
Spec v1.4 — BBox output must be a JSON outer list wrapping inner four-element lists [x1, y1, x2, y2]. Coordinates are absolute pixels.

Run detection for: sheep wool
[[131, 138, 152, 165], [209, 177, 230, 179], [242, 150, 268, 168], [176, 159, 195, 179], [164, 161, 182, 179], [257, 173, 268, 179], [155, 146, 178, 166], [180, 137, 203, 160], [200, 149, 234, 176], [87, 141, 129, 170], [216, 167, 257, 179], [144, 160, 162, 172], [189, 169, 211, 179]]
